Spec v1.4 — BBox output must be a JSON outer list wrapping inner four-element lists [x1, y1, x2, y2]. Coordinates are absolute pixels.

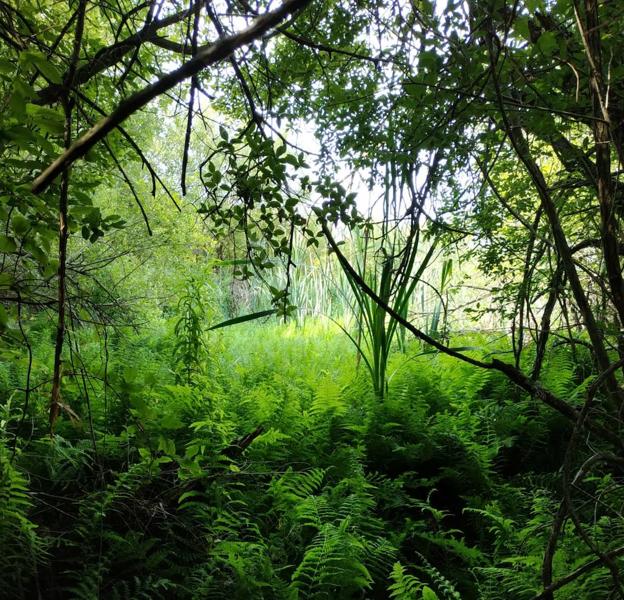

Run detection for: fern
[[309, 378, 347, 419], [0, 444, 46, 594], [540, 349, 575, 398], [4, 312, 619, 600], [388, 560, 453, 600], [412, 552, 462, 600], [270, 467, 327, 509], [109, 575, 174, 600], [291, 518, 373, 598], [67, 574, 174, 600], [388, 562, 422, 599]]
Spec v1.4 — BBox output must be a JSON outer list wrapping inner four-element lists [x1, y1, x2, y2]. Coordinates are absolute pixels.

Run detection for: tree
[[2, 0, 624, 595]]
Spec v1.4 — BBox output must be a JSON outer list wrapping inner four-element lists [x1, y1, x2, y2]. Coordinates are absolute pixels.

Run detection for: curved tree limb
[[318, 214, 623, 449], [31, 0, 312, 194], [533, 545, 624, 600]]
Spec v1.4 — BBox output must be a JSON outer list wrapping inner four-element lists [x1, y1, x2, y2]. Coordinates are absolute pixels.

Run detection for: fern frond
[[388, 562, 421, 599]]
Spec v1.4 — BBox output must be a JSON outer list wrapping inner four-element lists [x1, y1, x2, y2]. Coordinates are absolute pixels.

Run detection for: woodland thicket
[[1, 0, 624, 598]]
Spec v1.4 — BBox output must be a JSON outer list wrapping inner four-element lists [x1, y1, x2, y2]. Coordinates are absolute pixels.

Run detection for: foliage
[[2, 0, 624, 598], [338, 225, 438, 399], [2, 315, 616, 599], [173, 278, 212, 384]]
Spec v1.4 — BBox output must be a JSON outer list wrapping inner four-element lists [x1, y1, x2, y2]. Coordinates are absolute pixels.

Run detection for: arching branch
[[31, 0, 312, 194]]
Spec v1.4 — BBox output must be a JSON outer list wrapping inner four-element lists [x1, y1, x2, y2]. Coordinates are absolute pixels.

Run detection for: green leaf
[[161, 413, 184, 430], [537, 31, 557, 57], [207, 309, 277, 330], [26, 104, 65, 135], [21, 50, 63, 84], [138, 447, 151, 460], [525, 0, 544, 12], [2, 126, 37, 149], [0, 58, 15, 74], [422, 587, 439, 600], [178, 490, 202, 504], [158, 435, 176, 456], [12, 213, 29, 235], [284, 154, 299, 167], [514, 17, 531, 42], [0, 235, 17, 253], [12, 79, 36, 102]]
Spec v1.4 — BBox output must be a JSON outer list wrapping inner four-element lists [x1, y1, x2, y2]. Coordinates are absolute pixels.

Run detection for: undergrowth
[[0, 321, 618, 599]]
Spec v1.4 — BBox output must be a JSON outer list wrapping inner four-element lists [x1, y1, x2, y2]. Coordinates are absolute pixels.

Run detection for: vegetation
[[1, 0, 624, 598]]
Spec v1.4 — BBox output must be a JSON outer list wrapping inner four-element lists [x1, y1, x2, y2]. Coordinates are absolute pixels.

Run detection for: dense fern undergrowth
[[1, 315, 613, 600]]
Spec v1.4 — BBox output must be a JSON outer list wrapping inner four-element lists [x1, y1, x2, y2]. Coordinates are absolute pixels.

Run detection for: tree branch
[[33, 4, 198, 106], [32, 0, 312, 194], [318, 214, 622, 449]]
